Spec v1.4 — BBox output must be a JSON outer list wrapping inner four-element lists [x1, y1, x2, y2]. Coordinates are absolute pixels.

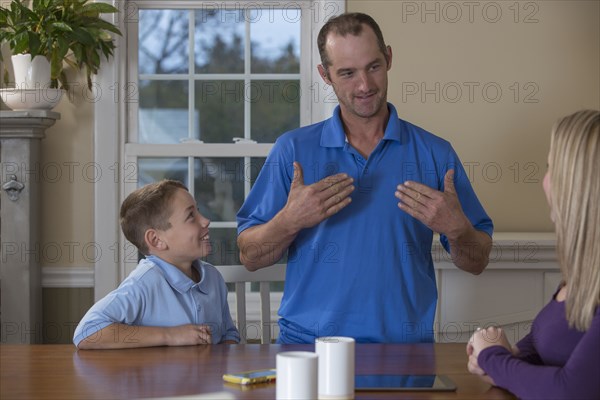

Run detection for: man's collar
[[320, 103, 402, 148]]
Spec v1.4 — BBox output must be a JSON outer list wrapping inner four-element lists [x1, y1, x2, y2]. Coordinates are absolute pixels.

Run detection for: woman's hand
[[470, 326, 512, 357], [466, 327, 513, 386]]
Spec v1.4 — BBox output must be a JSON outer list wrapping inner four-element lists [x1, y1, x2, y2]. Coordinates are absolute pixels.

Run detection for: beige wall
[[40, 71, 95, 268], [348, 0, 600, 231], [40, 72, 96, 343]]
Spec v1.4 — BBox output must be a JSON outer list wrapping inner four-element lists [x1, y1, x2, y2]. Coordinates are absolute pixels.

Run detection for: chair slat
[[216, 265, 286, 344], [259, 282, 271, 344], [235, 282, 246, 344]]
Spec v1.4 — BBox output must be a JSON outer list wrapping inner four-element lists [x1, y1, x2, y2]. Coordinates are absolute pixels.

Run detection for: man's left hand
[[395, 169, 470, 239]]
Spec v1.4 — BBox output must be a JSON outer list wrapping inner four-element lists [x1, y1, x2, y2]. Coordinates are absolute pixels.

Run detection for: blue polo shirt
[[73, 256, 240, 346], [237, 103, 493, 344]]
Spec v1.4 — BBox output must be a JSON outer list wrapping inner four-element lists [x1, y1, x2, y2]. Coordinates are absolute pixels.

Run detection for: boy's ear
[[144, 229, 167, 252]]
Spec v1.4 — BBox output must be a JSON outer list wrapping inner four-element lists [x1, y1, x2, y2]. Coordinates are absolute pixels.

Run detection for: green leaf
[[27, 31, 41, 56], [16, 3, 37, 21], [56, 36, 69, 59], [32, 0, 46, 11], [70, 27, 94, 45], [71, 43, 82, 62], [98, 31, 112, 41], [99, 40, 113, 59], [89, 48, 99, 72], [81, 3, 119, 15], [51, 22, 73, 32], [12, 31, 29, 54], [87, 18, 122, 36], [0, 9, 9, 26]]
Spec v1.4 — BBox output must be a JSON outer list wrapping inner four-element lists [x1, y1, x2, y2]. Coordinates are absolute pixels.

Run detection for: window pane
[[139, 10, 189, 74], [195, 9, 245, 73], [195, 80, 244, 143], [251, 80, 300, 142], [204, 228, 239, 266], [139, 80, 189, 144], [138, 158, 188, 187], [194, 157, 245, 222], [251, 9, 300, 73]]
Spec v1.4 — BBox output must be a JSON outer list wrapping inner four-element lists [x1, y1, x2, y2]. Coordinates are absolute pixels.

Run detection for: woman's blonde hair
[[548, 109, 600, 331]]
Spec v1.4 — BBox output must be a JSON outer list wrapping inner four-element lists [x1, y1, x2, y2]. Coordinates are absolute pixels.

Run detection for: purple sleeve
[[478, 313, 600, 399], [514, 332, 543, 365]]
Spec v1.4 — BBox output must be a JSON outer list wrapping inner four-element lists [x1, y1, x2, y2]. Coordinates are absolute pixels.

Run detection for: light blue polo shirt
[[237, 103, 493, 344], [73, 256, 240, 346]]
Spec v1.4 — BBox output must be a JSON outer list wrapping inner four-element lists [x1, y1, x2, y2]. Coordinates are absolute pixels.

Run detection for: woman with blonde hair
[[467, 110, 600, 399]]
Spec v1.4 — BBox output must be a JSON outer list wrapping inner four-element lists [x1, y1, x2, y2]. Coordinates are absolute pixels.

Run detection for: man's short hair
[[317, 12, 388, 70], [120, 180, 188, 255]]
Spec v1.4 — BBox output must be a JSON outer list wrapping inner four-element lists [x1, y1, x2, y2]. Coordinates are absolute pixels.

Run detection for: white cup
[[276, 351, 318, 400], [315, 337, 355, 399]]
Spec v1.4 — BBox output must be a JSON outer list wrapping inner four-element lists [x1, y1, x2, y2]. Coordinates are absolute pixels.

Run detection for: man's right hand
[[281, 162, 355, 232], [237, 161, 354, 270]]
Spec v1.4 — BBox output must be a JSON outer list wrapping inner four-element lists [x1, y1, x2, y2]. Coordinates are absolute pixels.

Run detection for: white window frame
[[94, 0, 344, 300]]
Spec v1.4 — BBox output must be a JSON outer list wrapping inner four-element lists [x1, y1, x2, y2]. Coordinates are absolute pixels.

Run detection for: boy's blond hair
[[120, 180, 188, 255]]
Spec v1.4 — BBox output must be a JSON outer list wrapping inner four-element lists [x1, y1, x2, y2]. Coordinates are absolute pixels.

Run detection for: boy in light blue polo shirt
[[74, 180, 239, 348]]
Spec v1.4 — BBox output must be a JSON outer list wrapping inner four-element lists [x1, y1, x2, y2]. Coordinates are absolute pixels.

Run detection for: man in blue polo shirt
[[237, 12, 493, 343]]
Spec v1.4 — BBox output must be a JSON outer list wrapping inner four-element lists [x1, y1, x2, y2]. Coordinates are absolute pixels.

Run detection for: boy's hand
[[166, 324, 212, 346]]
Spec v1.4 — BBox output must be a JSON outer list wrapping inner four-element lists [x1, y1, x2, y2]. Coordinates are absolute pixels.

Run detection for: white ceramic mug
[[276, 351, 318, 400], [315, 336, 355, 399]]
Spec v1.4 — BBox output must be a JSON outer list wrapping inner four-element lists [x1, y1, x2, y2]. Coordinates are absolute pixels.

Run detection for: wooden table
[[0, 343, 515, 399]]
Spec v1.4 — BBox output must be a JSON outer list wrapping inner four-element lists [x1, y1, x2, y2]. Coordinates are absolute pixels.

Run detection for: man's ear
[[317, 64, 332, 85], [385, 45, 393, 70], [145, 229, 167, 252]]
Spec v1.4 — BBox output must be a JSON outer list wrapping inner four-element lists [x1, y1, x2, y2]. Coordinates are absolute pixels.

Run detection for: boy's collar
[[145, 255, 209, 294]]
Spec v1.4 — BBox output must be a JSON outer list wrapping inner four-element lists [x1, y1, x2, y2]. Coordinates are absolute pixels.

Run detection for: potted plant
[[0, 0, 122, 90]]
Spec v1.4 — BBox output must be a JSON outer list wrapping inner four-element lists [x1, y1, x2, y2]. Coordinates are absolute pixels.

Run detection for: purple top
[[478, 292, 600, 399]]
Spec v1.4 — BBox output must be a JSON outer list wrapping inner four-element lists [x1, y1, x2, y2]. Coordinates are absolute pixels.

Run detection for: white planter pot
[[11, 54, 51, 89]]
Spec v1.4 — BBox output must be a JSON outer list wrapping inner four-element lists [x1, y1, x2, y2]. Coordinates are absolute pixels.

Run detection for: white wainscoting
[[42, 267, 95, 288], [434, 232, 559, 343]]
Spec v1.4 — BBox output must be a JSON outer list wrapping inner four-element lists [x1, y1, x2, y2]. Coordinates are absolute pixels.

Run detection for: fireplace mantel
[[1, 110, 60, 343]]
